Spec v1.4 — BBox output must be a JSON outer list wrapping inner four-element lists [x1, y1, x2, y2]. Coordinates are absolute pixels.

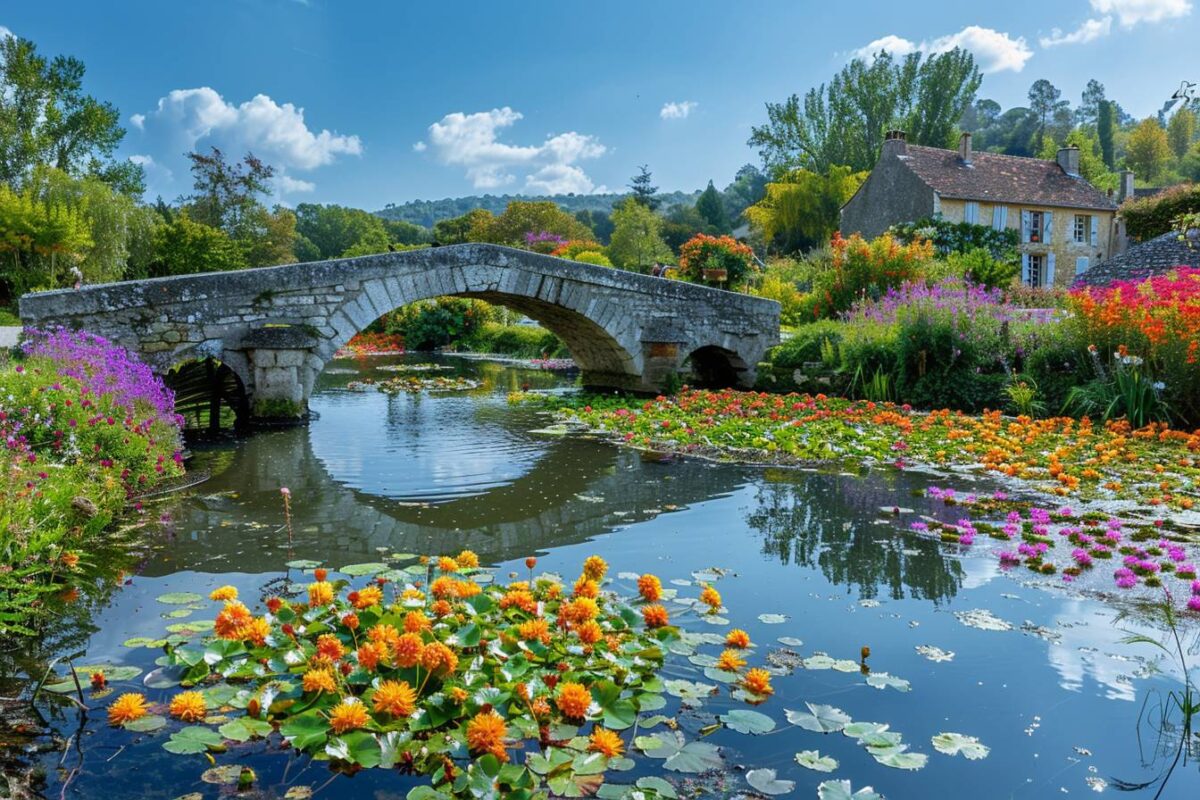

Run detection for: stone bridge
[[19, 244, 779, 420]]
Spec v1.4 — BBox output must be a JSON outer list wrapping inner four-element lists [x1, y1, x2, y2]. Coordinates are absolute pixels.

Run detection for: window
[[1026, 254, 1044, 288], [1075, 256, 1089, 275], [1074, 214, 1090, 244], [964, 201, 979, 224], [1028, 211, 1043, 243], [992, 205, 1008, 231]]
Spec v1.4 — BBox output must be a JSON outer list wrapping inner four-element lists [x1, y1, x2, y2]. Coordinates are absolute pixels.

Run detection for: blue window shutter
[[999, 206, 1008, 229], [1021, 253, 1031, 285], [1044, 211, 1053, 244], [1046, 253, 1056, 286], [1021, 210, 1031, 243], [1090, 215, 1099, 246], [1076, 256, 1089, 275]]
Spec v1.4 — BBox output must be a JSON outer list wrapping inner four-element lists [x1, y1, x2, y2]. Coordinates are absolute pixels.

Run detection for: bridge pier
[[234, 327, 321, 423]]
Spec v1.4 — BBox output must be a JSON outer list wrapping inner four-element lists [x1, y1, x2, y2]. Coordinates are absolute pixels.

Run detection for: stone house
[[840, 131, 1118, 288]]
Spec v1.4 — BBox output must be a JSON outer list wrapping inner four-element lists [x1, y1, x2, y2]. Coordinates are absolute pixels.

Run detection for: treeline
[[376, 189, 702, 228]]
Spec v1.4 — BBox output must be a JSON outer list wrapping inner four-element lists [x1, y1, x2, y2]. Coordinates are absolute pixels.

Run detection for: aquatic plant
[[112, 554, 778, 797]]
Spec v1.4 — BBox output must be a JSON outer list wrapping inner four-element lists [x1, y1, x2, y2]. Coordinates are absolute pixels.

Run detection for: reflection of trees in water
[[746, 470, 963, 603]]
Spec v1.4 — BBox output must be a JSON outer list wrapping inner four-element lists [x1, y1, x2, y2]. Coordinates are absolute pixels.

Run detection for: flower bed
[[337, 332, 406, 357], [549, 389, 1200, 510], [1, 329, 184, 636]]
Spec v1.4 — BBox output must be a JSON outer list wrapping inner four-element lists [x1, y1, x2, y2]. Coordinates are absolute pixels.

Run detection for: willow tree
[[746, 166, 867, 254]]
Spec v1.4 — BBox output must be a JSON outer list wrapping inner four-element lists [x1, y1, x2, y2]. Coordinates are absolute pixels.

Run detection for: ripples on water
[[12, 353, 1200, 800]]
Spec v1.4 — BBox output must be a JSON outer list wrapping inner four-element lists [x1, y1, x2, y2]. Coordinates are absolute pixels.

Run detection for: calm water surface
[[21, 354, 1200, 799]]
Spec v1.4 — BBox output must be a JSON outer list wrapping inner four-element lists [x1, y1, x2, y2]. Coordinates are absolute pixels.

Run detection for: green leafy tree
[[150, 211, 245, 277], [1167, 108, 1196, 159], [295, 203, 391, 259], [184, 147, 274, 235], [1037, 129, 1116, 191], [433, 208, 495, 245], [1125, 117, 1171, 182], [573, 209, 614, 244], [720, 164, 768, 222], [1077, 79, 1106, 128], [382, 218, 431, 246], [1027, 79, 1069, 152], [661, 204, 716, 253], [0, 34, 141, 193], [628, 165, 660, 210], [481, 200, 592, 246], [695, 180, 729, 233], [749, 48, 981, 174], [608, 197, 672, 271], [240, 205, 298, 267], [745, 166, 867, 254], [1098, 100, 1116, 169]]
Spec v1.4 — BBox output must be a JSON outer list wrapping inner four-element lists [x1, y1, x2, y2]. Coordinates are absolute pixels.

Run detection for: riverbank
[[0, 330, 185, 638]]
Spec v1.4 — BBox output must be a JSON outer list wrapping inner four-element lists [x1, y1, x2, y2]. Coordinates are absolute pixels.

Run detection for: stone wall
[[840, 148, 937, 238], [20, 244, 780, 418]]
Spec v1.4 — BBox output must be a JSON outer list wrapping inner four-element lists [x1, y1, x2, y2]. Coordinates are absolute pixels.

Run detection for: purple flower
[[1114, 568, 1138, 589]]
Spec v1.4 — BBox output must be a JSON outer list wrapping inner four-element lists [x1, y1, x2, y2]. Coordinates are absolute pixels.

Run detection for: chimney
[[1056, 146, 1080, 177], [1118, 169, 1136, 203], [958, 132, 972, 164], [883, 129, 907, 156]]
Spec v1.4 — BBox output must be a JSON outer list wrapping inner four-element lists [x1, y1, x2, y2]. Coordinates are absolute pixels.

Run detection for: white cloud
[[131, 86, 361, 197], [274, 174, 315, 193], [412, 140, 427, 152], [425, 107, 606, 193], [659, 100, 698, 120], [0, 25, 13, 39], [1040, 16, 1113, 46], [137, 87, 361, 169], [851, 25, 1032, 73], [1090, 0, 1192, 27]]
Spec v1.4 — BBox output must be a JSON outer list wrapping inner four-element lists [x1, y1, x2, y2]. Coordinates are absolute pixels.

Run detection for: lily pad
[[161, 609, 193, 619], [817, 780, 883, 800], [156, 592, 203, 605], [954, 608, 1013, 631], [758, 613, 788, 624], [338, 562, 388, 577], [122, 637, 167, 649], [123, 714, 167, 733], [285, 559, 321, 569], [795, 750, 838, 772], [163, 725, 224, 754], [932, 732, 990, 760], [746, 768, 794, 795], [663, 679, 716, 706], [785, 703, 851, 733], [777, 637, 804, 647], [915, 645, 955, 662], [219, 717, 274, 742], [200, 764, 245, 784], [719, 709, 775, 735], [872, 746, 928, 770], [865, 672, 911, 692], [842, 721, 890, 740]]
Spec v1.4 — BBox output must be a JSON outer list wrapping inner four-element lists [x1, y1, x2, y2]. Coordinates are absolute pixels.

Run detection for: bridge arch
[[19, 244, 780, 422]]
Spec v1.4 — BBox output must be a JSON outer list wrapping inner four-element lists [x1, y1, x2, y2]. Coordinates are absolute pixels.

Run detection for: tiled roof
[[1077, 232, 1200, 286], [899, 145, 1116, 211]]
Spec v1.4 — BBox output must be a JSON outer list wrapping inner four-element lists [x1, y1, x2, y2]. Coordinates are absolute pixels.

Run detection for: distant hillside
[[374, 190, 703, 228]]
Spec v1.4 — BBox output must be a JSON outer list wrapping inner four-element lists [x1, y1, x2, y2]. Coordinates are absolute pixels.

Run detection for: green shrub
[[889, 216, 1019, 264], [770, 321, 844, 369], [894, 315, 1006, 411], [393, 298, 484, 350], [468, 323, 565, 358], [944, 247, 1020, 288], [573, 251, 613, 267], [1119, 183, 1200, 241]]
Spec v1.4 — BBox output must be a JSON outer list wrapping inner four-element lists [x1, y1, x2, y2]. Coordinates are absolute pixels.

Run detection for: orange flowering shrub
[[678, 233, 757, 288], [809, 232, 934, 319]]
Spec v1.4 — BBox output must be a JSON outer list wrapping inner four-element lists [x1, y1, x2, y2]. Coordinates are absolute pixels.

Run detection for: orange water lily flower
[[637, 574, 663, 602], [209, 585, 238, 601], [588, 726, 625, 757], [107, 693, 148, 726], [582, 555, 608, 581], [316, 634, 346, 662], [725, 629, 751, 648], [555, 682, 592, 719], [699, 585, 722, 612], [456, 549, 480, 569], [308, 581, 334, 607], [329, 698, 370, 734], [394, 632, 425, 668], [466, 710, 508, 761], [404, 610, 432, 633], [642, 604, 669, 628], [302, 668, 337, 694], [168, 691, 207, 722], [352, 585, 384, 609], [372, 679, 417, 717], [716, 649, 746, 672], [743, 668, 773, 696]]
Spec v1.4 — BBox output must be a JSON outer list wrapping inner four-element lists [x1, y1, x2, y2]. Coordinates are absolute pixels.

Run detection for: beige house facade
[[841, 131, 1118, 288]]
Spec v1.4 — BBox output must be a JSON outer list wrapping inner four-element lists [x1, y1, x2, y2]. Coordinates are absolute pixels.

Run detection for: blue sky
[[4, 0, 1198, 210]]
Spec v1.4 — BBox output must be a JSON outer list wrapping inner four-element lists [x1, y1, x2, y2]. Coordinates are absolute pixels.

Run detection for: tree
[[433, 208, 494, 245], [695, 181, 729, 233], [607, 197, 672, 271], [1077, 79, 1106, 128], [184, 147, 274, 235], [1038, 129, 1116, 191], [959, 99, 1001, 132], [1098, 100, 1116, 169], [1167, 108, 1196, 159], [1027, 79, 1069, 152], [628, 165, 660, 210], [1125, 117, 1171, 182], [150, 211, 245, 277], [573, 209, 614, 244], [0, 35, 139, 192], [720, 164, 768, 222], [661, 204, 716, 253], [745, 166, 867, 254], [240, 205, 298, 267], [482, 200, 592, 246], [295, 203, 391, 259], [748, 48, 980, 174]]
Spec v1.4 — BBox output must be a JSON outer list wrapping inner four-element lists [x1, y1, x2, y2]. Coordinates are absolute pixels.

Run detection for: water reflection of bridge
[[141, 424, 750, 576]]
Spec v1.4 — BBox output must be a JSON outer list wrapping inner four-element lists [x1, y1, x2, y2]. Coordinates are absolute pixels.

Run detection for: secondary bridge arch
[[19, 243, 779, 421]]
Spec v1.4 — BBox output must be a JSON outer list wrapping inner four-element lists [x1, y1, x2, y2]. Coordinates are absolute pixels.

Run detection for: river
[[16, 353, 1200, 799]]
